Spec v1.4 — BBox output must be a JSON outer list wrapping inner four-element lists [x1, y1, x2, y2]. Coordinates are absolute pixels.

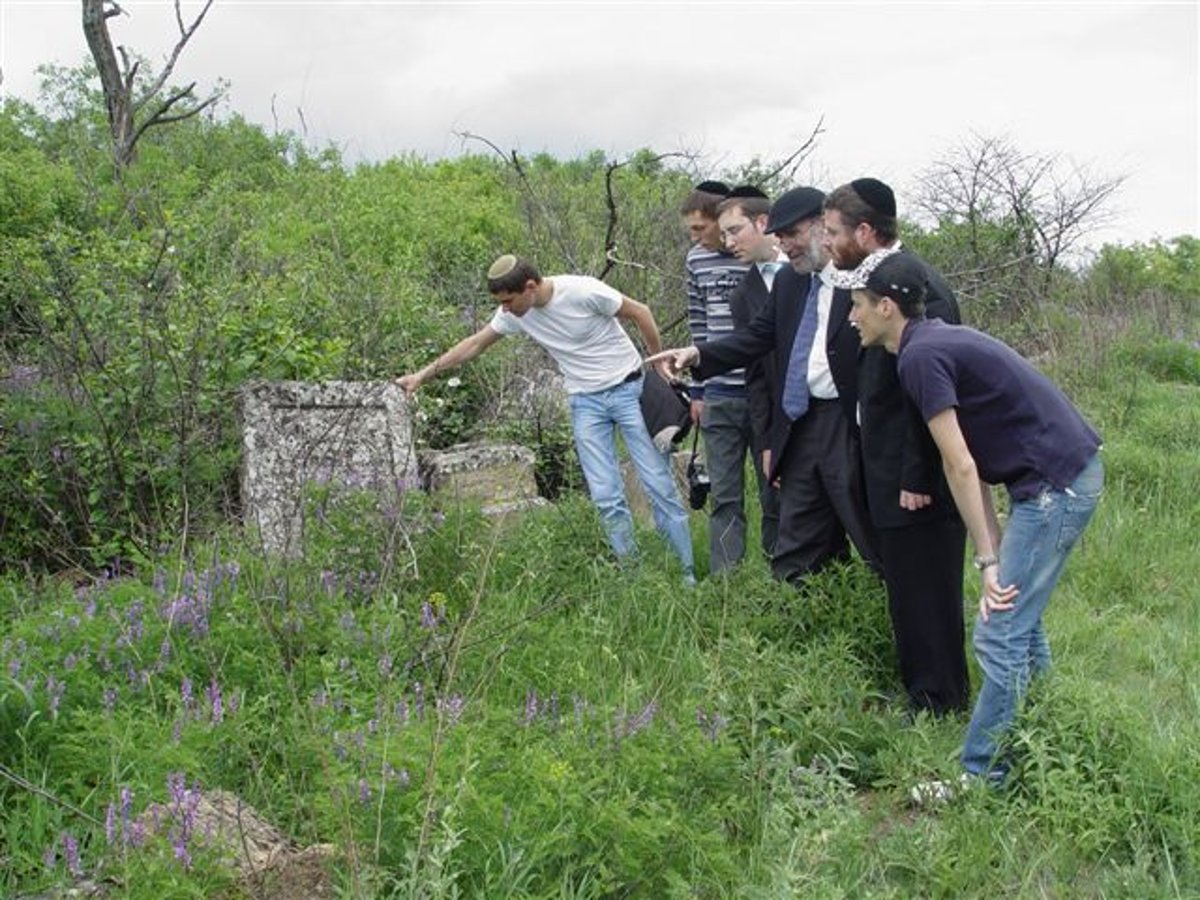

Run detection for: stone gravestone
[[422, 442, 548, 516], [240, 381, 419, 557]]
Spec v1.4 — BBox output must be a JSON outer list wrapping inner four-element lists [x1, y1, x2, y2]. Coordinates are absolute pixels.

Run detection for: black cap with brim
[[864, 253, 927, 303], [765, 186, 826, 234]]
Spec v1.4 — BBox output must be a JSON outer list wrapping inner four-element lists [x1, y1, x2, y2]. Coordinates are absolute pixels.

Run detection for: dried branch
[[761, 115, 826, 184]]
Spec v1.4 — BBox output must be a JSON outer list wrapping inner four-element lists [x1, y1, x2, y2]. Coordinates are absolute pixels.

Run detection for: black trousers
[[772, 400, 881, 585], [878, 517, 969, 715]]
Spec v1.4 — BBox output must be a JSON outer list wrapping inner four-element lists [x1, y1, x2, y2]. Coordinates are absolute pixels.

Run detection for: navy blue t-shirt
[[897, 318, 1101, 501]]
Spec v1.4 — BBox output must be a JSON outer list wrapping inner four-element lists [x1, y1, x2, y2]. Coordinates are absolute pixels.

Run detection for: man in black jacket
[[824, 178, 968, 715], [651, 187, 880, 587]]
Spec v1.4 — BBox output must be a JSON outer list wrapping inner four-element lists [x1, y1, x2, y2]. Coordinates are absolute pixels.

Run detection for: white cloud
[[1, 1, 1195, 245]]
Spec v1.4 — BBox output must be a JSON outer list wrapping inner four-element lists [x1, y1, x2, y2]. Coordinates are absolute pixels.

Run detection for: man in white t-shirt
[[397, 254, 695, 582]]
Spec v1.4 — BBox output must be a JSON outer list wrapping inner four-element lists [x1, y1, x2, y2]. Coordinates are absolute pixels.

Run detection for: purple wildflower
[[181, 677, 194, 713], [46, 675, 65, 716], [378, 653, 393, 680], [106, 803, 117, 844], [206, 680, 223, 724], [126, 601, 145, 641], [43, 839, 56, 871], [357, 778, 372, 805], [420, 601, 437, 630], [617, 701, 659, 739], [7, 658, 20, 679], [62, 831, 82, 877], [120, 786, 133, 842], [523, 689, 539, 727], [311, 689, 328, 709], [166, 772, 202, 869], [412, 682, 425, 719], [103, 685, 118, 714], [394, 698, 409, 726], [153, 568, 167, 596], [383, 763, 411, 787], [439, 693, 466, 726]]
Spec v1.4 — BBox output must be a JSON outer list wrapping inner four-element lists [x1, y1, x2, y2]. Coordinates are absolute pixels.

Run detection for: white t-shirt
[[489, 275, 643, 394]]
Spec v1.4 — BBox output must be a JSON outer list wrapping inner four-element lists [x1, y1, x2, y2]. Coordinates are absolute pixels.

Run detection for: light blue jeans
[[961, 452, 1103, 780], [568, 375, 694, 577]]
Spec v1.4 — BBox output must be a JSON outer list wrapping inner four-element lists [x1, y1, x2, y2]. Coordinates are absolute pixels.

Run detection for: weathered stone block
[[240, 380, 419, 556], [422, 442, 547, 515]]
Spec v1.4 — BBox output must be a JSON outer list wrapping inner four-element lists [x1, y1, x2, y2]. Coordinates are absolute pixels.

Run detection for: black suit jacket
[[728, 264, 777, 455], [856, 251, 962, 529], [695, 266, 860, 482]]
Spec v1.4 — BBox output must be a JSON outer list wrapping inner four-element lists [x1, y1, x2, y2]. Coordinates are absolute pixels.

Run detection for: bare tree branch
[[761, 115, 825, 184], [81, 0, 222, 174]]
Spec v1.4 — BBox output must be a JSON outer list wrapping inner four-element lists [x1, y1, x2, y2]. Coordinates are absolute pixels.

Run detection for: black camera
[[686, 457, 711, 510]]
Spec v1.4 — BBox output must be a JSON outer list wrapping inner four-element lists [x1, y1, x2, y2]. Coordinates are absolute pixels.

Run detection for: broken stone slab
[[421, 442, 548, 516], [239, 380, 419, 557]]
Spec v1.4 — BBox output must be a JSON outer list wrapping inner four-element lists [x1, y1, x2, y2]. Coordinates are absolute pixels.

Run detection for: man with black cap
[[652, 186, 880, 586], [824, 178, 969, 717], [397, 255, 696, 585], [849, 252, 1102, 793], [679, 181, 754, 574]]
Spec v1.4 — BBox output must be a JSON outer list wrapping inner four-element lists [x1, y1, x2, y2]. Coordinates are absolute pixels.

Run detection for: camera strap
[[688, 420, 700, 466]]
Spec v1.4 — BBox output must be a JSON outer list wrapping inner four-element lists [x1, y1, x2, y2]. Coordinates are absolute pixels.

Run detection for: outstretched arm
[[395, 325, 503, 396], [645, 346, 700, 382]]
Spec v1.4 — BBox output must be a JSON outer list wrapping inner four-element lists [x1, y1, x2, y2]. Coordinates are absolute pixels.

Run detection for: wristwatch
[[972, 554, 999, 571]]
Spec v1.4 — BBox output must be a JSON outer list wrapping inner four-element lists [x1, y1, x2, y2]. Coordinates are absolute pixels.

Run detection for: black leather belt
[[622, 368, 643, 384]]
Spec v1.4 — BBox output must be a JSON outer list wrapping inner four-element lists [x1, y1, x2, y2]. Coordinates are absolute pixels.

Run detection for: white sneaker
[[909, 772, 973, 806]]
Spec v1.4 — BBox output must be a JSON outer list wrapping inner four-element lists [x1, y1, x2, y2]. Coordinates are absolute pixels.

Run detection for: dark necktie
[[781, 275, 823, 420]]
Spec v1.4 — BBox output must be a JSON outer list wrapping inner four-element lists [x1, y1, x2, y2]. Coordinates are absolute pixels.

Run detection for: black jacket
[[695, 265, 860, 482], [728, 264, 777, 455], [856, 251, 961, 529]]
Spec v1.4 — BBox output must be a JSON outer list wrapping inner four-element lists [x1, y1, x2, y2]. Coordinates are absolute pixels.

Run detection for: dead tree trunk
[[80, 0, 219, 175]]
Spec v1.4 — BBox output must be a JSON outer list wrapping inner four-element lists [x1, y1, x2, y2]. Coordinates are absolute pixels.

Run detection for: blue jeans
[[568, 376, 695, 577], [961, 453, 1103, 780]]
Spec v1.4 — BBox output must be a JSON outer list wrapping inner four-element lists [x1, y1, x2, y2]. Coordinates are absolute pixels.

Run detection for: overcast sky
[[2, 1, 1196, 251]]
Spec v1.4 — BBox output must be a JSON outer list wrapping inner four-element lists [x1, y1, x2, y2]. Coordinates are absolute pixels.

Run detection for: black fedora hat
[[765, 186, 826, 234]]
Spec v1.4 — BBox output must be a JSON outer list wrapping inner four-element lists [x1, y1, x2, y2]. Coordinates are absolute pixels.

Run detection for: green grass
[[2, 330, 1198, 898]]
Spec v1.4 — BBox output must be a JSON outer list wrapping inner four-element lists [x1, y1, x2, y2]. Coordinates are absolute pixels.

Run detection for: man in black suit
[[824, 178, 969, 715], [651, 187, 880, 587]]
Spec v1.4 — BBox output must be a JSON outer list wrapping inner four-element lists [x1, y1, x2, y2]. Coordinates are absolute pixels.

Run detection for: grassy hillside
[[2, 327, 1196, 898]]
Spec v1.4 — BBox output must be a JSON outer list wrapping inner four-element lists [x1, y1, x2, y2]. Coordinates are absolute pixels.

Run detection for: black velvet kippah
[[727, 184, 768, 199], [851, 177, 897, 218], [695, 180, 731, 196]]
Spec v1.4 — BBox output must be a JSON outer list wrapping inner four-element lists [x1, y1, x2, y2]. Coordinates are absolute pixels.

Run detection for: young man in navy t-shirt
[[849, 252, 1103, 797]]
